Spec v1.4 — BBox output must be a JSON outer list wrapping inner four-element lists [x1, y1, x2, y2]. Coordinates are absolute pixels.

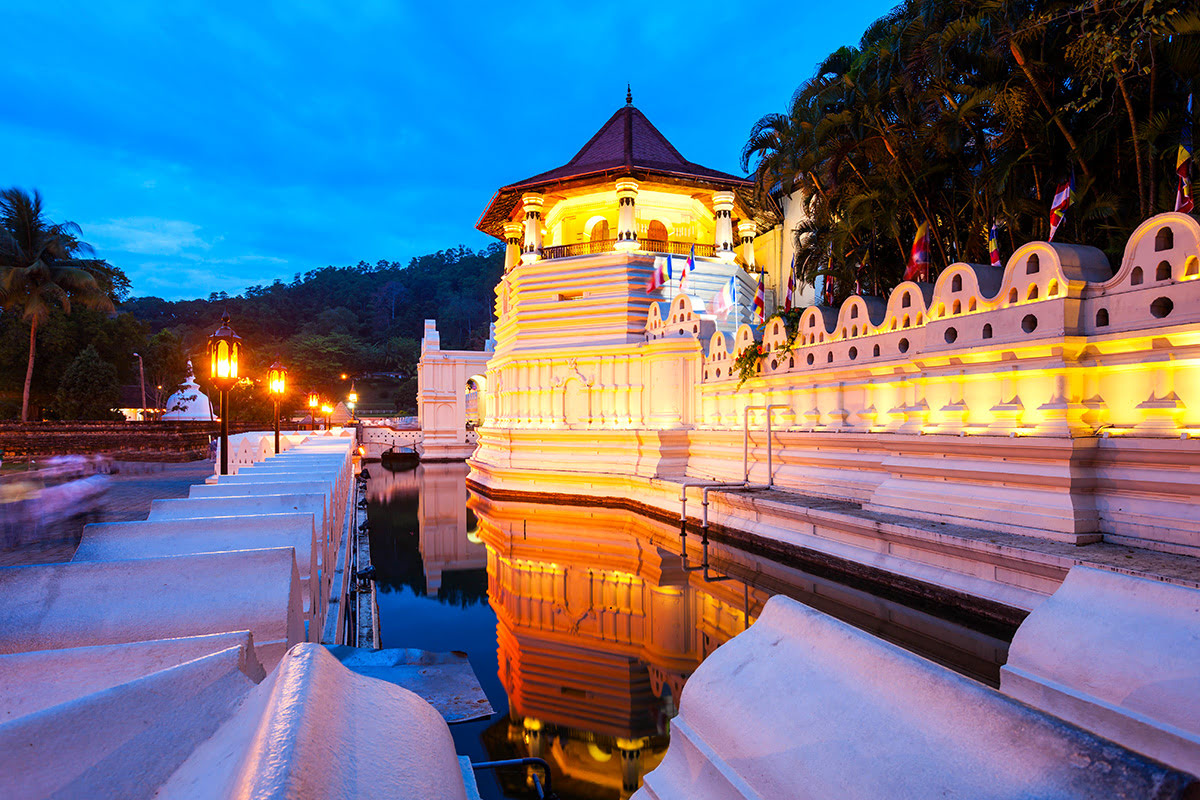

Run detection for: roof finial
[[626, 84, 632, 106]]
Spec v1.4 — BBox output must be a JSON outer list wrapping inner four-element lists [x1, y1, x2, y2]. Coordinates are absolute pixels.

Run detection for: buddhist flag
[[712, 275, 736, 320], [754, 271, 765, 324], [822, 275, 836, 307], [1048, 175, 1075, 242], [903, 221, 930, 282], [645, 254, 671, 292], [1177, 93, 1194, 214], [784, 254, 796, 311], [988, 222, 1002, 268], [680, 245, 695, 294]]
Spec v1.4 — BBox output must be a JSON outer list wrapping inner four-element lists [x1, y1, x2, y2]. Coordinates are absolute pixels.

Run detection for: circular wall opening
[[1022, 314, 1038, 333], [944, 327, 958, 344], [1151, 297, 1174, 318], [898, 338, 910, 353]]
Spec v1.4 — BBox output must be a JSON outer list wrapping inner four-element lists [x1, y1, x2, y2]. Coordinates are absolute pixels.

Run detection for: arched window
[[1156, 261, 1171, 281], [1027, 254, 1040, 274], [1131, 266, 1144, 286], [1095, 308, 1109, 327], [1155, 226, 1174, 252], [590, 219, 610, 243], [647, 220, 668, 246], [951, 274, 963, 292]]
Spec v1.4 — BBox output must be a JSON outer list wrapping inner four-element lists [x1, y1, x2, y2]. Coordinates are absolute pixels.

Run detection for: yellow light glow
[[321, 404, 333, 415], [308, 392, 319, 408]]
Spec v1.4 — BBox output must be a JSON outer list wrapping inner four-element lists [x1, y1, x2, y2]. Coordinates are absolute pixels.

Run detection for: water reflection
[[366, 463, 1011, 799]]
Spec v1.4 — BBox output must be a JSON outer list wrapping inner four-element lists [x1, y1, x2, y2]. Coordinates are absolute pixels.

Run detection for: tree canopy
[[743, 0, 1200, 304]]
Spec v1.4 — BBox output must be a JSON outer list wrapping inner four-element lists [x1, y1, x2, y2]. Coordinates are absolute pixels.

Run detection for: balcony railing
[[538, 239, 717, 261], [540, 239, 616, 260]]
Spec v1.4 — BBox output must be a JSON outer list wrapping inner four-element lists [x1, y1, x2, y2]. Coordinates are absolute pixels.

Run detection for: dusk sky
[[5, 1, 897, 301]]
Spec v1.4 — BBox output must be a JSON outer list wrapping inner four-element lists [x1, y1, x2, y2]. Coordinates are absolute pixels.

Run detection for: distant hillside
[[122, 243, 504, 415]]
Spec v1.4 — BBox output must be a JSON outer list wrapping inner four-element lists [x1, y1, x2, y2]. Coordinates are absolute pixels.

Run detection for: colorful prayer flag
[[784, 254, 796, 311], [754, 271, 765, 324], [1177, 93, 1194, 214], [822, 275, 836, 307], [988, 222, 1002, 268], [645, 254, 672, 292], [1048, 175, 1075, 242], [680, 245, 695, 294], [712, 275, 736, 320], [903, 221, 930, 282]]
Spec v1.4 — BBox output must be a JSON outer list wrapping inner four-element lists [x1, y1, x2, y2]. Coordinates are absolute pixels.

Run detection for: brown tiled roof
[[477, 103, 752, 238]]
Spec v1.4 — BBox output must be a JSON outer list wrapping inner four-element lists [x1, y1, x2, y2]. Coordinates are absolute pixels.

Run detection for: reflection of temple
[[366, 463, 486, 600], [471, 495, 769, 798], [470, 491, 1011, 798]]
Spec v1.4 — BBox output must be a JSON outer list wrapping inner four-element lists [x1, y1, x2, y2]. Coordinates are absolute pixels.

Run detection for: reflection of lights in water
[[366, 465, 1013, 799]]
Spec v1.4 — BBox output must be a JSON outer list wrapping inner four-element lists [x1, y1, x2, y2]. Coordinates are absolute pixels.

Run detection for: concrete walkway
[[0, 460, 213, 567]]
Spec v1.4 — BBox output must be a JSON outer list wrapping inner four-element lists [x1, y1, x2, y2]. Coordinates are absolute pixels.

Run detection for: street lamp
[[207, 312, 242, 475], [307, 390, 320, 431], [321, 403, 333, 431], [268, 358, 287, 454], [132, 352, 147, 421], [347, 381, 358, 420]]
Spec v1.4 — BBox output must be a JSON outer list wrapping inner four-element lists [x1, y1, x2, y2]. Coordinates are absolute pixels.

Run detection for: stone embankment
[[0, 429, 481, 799], [0, 420, 264, 462]]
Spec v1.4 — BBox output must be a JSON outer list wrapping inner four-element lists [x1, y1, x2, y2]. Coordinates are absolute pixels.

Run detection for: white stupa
[[161, 360, 216, 420]]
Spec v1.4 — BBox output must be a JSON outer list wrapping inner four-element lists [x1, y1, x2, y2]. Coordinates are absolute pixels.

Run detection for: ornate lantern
[[207, 312, 241, 393], [268, 359, 287, 397], [268, 358, 287, 452], [207, 312, 242, 475]]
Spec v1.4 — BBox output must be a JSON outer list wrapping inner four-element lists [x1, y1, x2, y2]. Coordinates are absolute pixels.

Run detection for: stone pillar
[[738, 220, 756, 268], [503, 222, 524, 272], [520, 193, 544, 265], [614, 178, 639, 251], [713, 191, 736, 263]]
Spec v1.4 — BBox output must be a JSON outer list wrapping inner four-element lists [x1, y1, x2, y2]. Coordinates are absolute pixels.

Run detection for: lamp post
[[207, 312, 242, 475], [321, 403, 333, 431], [268, 358, 287, 454], [132, 352, 147, 421], [347, 381, 358, 421], [308, 390, 319, 431]]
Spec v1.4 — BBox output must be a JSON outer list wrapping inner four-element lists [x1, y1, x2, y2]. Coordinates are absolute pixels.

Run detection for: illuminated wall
[[467, 212, 1200, 555]]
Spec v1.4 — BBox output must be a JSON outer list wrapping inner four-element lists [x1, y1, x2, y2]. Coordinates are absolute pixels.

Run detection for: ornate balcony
[[539, 239, 717, 261]]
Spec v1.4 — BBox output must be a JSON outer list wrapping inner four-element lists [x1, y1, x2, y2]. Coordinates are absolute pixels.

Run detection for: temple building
[[477, 90, 790, 342]]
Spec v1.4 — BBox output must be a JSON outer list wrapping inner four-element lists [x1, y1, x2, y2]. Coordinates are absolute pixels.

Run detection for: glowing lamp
[[268, 359, 287, 396], [207, 312, 241, 392], [308, 390, 319, 409], [321, 403, 333, 415], [348, 383, 358, 404]]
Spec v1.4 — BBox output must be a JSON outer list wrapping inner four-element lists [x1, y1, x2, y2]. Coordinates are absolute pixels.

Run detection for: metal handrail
[[540, 239, 616, 260], [472, 758, 554, 798]]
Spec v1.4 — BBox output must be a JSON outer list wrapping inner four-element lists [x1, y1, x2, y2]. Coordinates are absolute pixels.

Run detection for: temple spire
[[626, 84, 632, 106]]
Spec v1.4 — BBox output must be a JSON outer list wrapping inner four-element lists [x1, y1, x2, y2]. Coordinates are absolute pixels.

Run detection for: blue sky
[[3, 1, 897, 301]]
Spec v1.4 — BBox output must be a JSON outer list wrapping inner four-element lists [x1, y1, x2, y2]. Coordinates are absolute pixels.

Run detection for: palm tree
[[0, 188, 116, 421]]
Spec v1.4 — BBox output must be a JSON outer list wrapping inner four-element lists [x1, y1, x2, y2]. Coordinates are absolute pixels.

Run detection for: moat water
[[366, 461, 1013, 800]]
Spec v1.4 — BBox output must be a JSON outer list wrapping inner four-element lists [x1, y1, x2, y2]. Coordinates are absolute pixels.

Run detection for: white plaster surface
[[1001, 565, 1200, 775], [74, 514, 320, 621], [1, 644, 257, 800], [157, 643, 471, 800], [0, 549, 304, 669], [635, 594, 1199, 800], [0, 631, 264, 722], [148, 495, 329, 561]]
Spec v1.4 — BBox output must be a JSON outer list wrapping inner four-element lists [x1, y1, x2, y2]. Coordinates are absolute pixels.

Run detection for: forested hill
[[123, 243, 504, 389]]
